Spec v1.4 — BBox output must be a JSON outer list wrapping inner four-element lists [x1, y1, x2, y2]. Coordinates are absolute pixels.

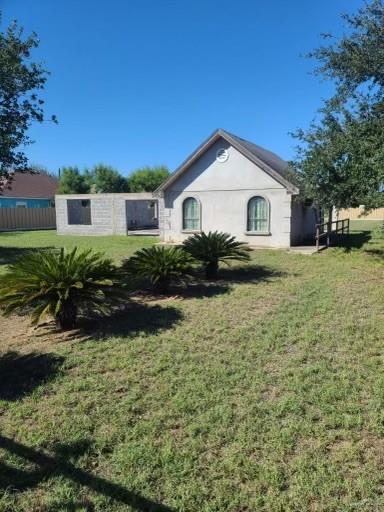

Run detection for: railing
[[315, 218, 350, 251]]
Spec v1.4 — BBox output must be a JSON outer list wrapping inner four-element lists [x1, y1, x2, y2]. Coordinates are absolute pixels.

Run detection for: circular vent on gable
[[216, 148, 229, 163]]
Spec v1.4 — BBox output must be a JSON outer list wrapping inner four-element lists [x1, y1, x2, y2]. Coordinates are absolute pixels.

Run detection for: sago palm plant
[[0, 248, 126, 330], [123, 245, 193, 294], [183, 231, 251, 279]]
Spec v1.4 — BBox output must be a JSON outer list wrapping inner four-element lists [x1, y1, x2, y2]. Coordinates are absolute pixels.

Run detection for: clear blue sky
[[2, 0, 362, 176]]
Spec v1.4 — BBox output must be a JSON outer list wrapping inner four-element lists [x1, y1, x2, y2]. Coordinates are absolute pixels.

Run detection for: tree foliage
[[127, 165, 170, 192], [88, 164, 128, 193], [57, 167, 90, 194], [292, 0, 384, 212], [0, 248, 126, 330], [183, 231, 251, 280], [0, 18, 56, 176], [123, 246, 193, 294]]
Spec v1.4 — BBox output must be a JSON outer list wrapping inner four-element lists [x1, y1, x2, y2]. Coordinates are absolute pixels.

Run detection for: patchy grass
[[0, 222, 383, 511]]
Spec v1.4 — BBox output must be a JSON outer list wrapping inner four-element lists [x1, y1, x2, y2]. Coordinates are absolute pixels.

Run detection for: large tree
[[89, 164, 128, 193], [0, 18, 55, 177], [57, 167, 90, 194], [292, 0, 384, 217], [127, 165, 170, 192]]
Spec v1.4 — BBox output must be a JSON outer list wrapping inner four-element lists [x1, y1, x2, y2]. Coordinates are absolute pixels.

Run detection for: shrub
[[183, 231, 251, 279], [123, 245, 193, 294], [0, 248, 126, 330]]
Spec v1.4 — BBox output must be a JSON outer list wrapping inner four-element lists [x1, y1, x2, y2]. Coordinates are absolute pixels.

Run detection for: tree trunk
[[205, 261, 219, 280], [56, 302, 77, 330]]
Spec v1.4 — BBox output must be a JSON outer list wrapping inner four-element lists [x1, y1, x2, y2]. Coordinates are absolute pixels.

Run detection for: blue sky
[[2, 0, 362, 176]]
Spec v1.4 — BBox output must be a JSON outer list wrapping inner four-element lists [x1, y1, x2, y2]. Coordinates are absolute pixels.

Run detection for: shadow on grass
[[0, 246, 54, 265], [173, 281, 231, 299], [218, 264, 286, 283], [0, 436, 175, 511], [0, 351, 64, 401], [364, 247, 384, 259], [330, 231, 372, 251], [82, 302, 183, 339]]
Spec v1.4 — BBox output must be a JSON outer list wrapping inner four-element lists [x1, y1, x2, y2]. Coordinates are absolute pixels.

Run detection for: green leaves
[[0, 247, 127, 329], [123, 246, 193, 294], [0, 19, 54, 175], [183, 231, 251, 279], [126, 166, 170, 192], [292, 0, 384, 211]]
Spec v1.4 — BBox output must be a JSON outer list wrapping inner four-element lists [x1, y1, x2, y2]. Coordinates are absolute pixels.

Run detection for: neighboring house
[[155, 129, 317, 247], [0, 171, 58, 208]]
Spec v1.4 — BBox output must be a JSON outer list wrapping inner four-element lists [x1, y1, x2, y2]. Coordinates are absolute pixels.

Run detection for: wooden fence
[[316, 218, 350, 250], [338, 207, 384, 221], [0, 208, 56, 231]]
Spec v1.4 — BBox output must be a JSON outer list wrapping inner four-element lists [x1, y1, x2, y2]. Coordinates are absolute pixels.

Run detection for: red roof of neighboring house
[[0, 172, 58, 198]]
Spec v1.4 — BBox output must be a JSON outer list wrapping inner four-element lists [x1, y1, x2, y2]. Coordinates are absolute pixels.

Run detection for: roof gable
[[156, 129, 299, 194]]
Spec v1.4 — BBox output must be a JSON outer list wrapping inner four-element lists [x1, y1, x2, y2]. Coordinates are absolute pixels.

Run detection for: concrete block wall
[[55, 193, 156, 235]]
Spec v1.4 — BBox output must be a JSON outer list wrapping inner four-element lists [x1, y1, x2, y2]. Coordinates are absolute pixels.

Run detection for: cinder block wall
[[55, 193, 155, 235]]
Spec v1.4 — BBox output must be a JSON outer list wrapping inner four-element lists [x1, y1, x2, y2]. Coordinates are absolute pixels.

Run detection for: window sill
[[245, 231, 271, 236], [182, 230, 201, 234]]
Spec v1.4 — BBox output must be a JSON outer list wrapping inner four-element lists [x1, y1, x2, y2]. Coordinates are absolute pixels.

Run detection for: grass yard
[[0, 222, 383, 511]]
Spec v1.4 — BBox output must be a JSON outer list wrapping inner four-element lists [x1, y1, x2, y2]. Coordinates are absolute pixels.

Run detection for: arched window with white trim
[[182, 197, 200, 231], [247, 196, 269, 232]]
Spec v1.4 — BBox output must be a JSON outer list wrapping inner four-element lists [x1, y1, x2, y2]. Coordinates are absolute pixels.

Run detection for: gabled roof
[[155, 128, 299, 194], [0, 171, 58, 198]]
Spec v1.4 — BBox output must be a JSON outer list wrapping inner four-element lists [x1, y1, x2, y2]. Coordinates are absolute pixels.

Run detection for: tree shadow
[[0, 351, 64, 401], [218, 264, 286, 283], [0, 436, 175, 511], [172, 281, 231, 299], [81, 302, 183, 339], [330, 231, 372, 251], [364, 247, 384, 259], [0, 246, 54, 265]]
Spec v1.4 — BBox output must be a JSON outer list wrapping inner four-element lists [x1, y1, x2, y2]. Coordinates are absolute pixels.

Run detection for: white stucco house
[[155, 129, 317, 247], [55, 128, 317, 247]]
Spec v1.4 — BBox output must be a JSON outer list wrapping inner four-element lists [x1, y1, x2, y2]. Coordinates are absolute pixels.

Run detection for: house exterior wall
[[160, 140, 294, 247], [290, 200, 318, 245], [55, 193, 155, 235], [0, 197, 52, 208]]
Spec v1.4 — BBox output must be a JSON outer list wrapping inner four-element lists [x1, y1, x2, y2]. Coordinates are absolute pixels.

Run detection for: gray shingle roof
[[221, 129, 289, 178]]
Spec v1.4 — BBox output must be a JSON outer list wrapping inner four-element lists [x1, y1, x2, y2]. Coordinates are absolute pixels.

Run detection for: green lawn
[[0, 222, 383, 511], [0, 230, 156, 268]]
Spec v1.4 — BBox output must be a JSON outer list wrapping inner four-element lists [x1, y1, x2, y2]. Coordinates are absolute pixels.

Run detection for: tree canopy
[[89, 164, 128, 193], [57, 167, 90, 194], [0, 18, 55, 177], [127, 166, 170, 192], [292, 0, 384, 213]]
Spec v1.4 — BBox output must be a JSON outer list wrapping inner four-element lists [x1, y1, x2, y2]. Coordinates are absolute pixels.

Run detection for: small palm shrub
[[183, 231, 251, 279], [123, 245, 193, 294], [0, 248, 126, 330]]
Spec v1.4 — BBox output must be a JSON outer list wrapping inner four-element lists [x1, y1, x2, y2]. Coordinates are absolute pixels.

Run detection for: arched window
[[183, 197, 200, 231], [247, 196, 269, 232]]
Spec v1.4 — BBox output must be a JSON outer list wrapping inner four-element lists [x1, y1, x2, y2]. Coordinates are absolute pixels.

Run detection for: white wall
[[161, 140, 294, 248]]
